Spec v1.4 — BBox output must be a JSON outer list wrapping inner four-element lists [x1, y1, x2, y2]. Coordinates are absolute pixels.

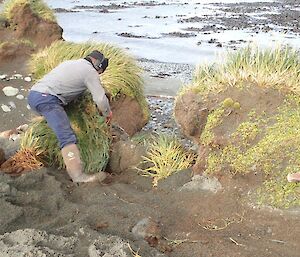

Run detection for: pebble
[[1, 105, 11, 112], [0, 74, 8, 80], [16, 94, 24, 100], [24, 77, 32, 82], [11, 74, 23, 79], [143, 96, 194, 149], [9, 101, 16, 109], [2, 86, 19, 96]]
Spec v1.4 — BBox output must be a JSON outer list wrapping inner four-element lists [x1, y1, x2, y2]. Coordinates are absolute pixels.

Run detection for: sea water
[[34, 1, 300, 64]]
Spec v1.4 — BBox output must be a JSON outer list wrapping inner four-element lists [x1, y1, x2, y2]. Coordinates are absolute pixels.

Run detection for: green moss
[[3, 0, 56, 22], [200, 106, 225, 146], [233, 102, 241, 109], [203, 95, 300, 207], [177, 46, 300, 209], [223, 97, 234, 108], [258, 166, 300, 209]]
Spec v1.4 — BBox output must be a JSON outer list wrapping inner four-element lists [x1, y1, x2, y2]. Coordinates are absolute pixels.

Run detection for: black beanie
[[87, 50, 109, 72], [88, 50, 104, 61]]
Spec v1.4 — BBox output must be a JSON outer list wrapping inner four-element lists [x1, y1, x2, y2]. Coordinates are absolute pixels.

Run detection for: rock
[[2, 86, 19, 96], [16, 94, 24, 100], [179, 174, 223, 193], [108, 140, 146, 174], [0, 74, 8, 80], [12, 74, 23, 79], [16, 124, 29, 132], [24, 76, 32, 82], [1, 104, 11, 112], [0, 137, 20, 159], [9, 101, 16, 109]]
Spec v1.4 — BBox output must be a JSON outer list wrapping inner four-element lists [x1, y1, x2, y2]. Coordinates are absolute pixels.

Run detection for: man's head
[[87, 50, 109, 74]]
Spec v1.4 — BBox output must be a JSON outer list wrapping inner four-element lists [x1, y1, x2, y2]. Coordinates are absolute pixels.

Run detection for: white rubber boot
[[61, 144, 107, 183], [287, 172, 300, 182]]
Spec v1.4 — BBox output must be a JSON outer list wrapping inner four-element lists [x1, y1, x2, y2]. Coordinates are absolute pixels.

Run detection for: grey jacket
[[31, 59, 111, 117]]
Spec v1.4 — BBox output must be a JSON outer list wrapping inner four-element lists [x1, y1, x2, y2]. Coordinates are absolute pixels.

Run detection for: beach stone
[[2, 86, 19, 96], [24, 76, 32, 82], [12, 74, 23, 79], [1, 104, 11, 112], [9, 101, 16, 109], [179, 174, 223, 193], [108, 140, 146, 174], [16, 94, 24, 100], [0, 74, 8, 80], [0, 137, 20, 159]]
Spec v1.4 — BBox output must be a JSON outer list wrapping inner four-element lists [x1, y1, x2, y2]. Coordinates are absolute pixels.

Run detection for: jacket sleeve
[[84, 71, 111, 117]]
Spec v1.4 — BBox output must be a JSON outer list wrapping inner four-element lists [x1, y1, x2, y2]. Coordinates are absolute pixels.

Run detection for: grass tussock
[[3, 0, 56, 22], [138, 133, 195, 186], [21, 93, 111, 173], [180, 45, 300, 97], [30, 40, 149, 118]]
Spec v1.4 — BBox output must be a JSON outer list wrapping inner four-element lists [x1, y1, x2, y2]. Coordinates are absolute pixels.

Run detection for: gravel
[[142, 96, 195, 150]]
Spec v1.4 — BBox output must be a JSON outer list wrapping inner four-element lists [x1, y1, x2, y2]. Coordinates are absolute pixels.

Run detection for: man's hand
[[106, 111, 113, 124]]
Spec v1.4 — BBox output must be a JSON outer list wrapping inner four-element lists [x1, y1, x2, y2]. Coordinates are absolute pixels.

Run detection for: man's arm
[[84, 72, 111, 117]]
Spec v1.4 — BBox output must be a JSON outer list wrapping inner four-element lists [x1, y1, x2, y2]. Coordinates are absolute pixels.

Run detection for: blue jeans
[[27, 90, 77, 149]]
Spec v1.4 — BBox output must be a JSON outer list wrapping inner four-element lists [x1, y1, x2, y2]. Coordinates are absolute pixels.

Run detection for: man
[[27, 50, 112, 183]]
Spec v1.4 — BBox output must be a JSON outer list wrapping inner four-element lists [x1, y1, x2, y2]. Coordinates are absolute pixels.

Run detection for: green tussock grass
[[2, 0, 56, 22], [30, 40, 149, 119], [21, 93, 111, 173], [179, 45, 300, 97], [176, 45, 300, 208], [138, 133, 195, 186]]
